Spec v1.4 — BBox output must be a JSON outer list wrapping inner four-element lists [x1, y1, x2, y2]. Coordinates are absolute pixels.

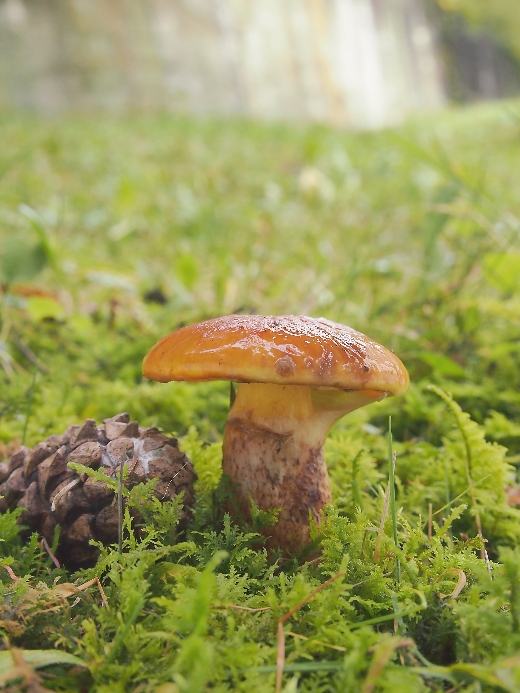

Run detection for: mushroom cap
[[143, 315, 409, 396]]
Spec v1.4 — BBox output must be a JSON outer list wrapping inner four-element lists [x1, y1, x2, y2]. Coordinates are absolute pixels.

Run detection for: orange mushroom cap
[[142, 315, 409, 396]]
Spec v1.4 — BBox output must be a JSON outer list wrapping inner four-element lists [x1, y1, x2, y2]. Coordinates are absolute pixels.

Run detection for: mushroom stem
[[222, 382, 384, 552]]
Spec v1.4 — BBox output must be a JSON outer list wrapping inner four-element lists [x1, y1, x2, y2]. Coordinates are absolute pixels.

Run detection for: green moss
[[2, 102, 520, 690]]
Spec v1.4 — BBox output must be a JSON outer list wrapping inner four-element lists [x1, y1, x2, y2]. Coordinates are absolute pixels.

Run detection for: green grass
[[1, 101, 520, 691]]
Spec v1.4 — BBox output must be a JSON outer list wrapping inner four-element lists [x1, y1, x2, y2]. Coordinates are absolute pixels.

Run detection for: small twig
[[4, 565, 19, 581], [77, 577, 109, 609], [427, 503, 432, 543], [41, 536, 60, 569]]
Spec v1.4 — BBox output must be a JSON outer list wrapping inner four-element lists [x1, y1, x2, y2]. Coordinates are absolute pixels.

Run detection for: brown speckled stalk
[[222, 382, 383, 552]]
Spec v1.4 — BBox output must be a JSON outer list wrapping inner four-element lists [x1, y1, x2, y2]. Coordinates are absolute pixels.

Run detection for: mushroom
[[142, 315, 409, 552]]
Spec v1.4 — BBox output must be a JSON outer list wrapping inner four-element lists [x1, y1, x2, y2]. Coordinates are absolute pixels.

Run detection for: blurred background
[[1, 0, 520, 450], [1, 0, 520, 127]]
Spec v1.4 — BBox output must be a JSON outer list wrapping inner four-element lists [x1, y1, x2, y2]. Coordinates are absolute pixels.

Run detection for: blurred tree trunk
[[434, 8, 520, 102]]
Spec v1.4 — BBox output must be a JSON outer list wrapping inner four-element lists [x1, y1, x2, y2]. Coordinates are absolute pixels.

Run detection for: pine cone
[[0, 413, 197, 569]]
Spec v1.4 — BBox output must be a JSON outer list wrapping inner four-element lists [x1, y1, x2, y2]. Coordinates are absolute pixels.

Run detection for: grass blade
[[388, 417, 400, 583]]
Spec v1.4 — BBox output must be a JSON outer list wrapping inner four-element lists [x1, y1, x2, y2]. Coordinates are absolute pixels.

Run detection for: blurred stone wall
[[0, 0, 445, 128]]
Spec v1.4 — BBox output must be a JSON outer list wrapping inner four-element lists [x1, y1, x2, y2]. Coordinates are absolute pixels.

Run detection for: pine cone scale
[[18, 481, 51, 528], [1, 413, 196, 568], [24, 441, 60, 477], [67, 441, 103, 468], [95, 504, 119, 542], [82, 477, 114, 507], [6, 467, 27, 498], [65, 514, 96, 544], [0, 462, 8, 484], [8, 448, 28, 473], [37, 446, 71, 496], [69, 419, 100, 449]]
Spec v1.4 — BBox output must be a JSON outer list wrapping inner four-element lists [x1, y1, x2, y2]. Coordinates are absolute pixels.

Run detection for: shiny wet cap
[[142, 315, 409, 396]]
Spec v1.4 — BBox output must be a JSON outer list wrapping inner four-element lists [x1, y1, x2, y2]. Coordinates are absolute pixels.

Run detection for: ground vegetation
[[1, 102, 520, 691]]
